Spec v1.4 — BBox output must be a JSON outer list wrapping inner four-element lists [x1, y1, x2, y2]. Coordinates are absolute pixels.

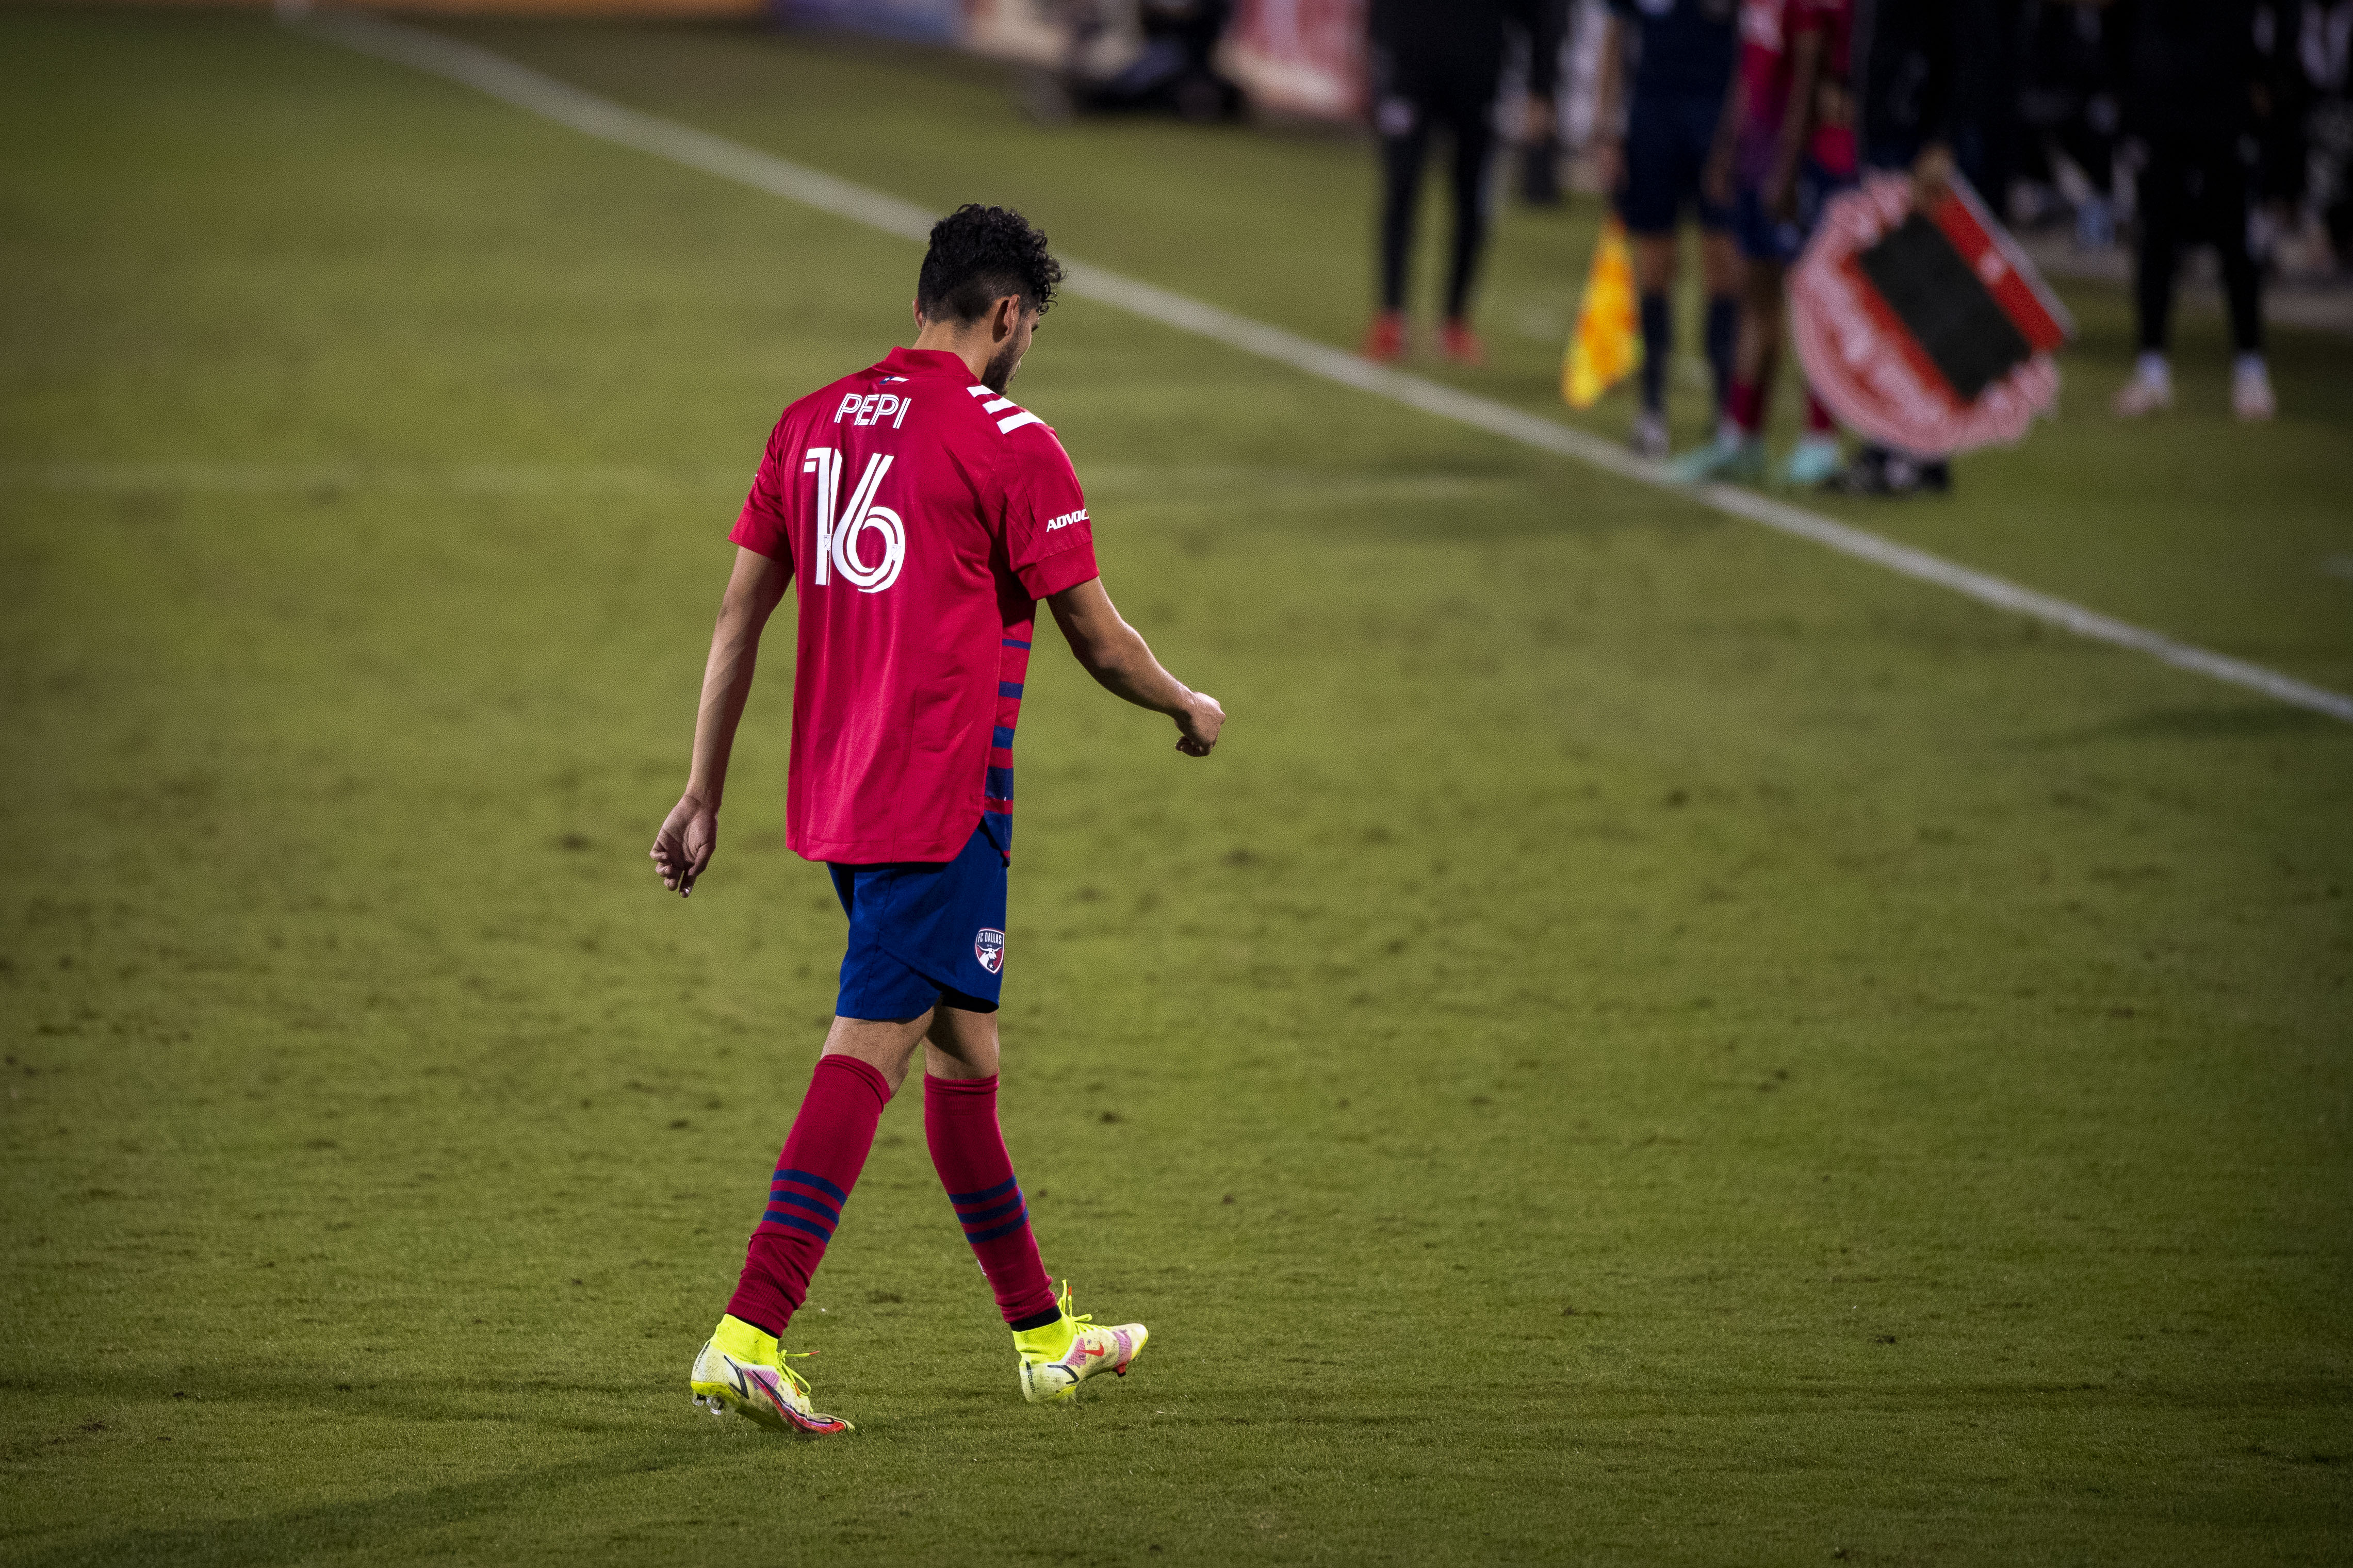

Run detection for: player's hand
[[1591, 134, 1625, 195], [1910, 144, 1954, 211], [1702, 152, 1733, 210], [1522, 95, 1556, 145], [1174, 691, 1224, 757], [650, 791, 718, 897]]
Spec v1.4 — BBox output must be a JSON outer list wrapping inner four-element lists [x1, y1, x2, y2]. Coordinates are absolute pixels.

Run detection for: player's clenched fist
[[650, 791, 718, 897], [1175, 691, 1224, 756]]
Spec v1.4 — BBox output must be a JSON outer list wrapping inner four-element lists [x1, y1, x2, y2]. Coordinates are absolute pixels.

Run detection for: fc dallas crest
[[974, 927, 1005, 975]]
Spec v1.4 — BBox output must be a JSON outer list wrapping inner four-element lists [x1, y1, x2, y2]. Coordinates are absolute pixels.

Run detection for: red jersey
[[1735, 0, 1855, 183], [730, 345, 1100, 864]]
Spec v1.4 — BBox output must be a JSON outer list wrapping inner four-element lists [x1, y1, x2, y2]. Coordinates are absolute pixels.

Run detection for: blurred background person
[[1835, 0, 2021, 494], [2309, 0, 2353, 270], [1669, 0, 1856, 485], [1032, 0, 1241, 122], [2249, 1, 2317, 271], [2013, 0, 2123, 250], [2111, 0, 2276, 420], [1855, 0, 2021, 208], [1518, 4, 1577, 206], [1363, 0, 1571, 364], [1589, 0, 1742, 456]]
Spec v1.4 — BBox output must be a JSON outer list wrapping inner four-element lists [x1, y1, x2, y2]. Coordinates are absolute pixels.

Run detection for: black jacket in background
[[1853, 0, 2019, 189], [2120, 0, 2259, 133], [1368, 0, 1570, 98]]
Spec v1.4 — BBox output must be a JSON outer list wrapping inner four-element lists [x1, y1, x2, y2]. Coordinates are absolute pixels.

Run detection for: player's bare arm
[[1703, 71, 1747, 207], [1767, 24, 1824, 219], [1910, 141, 1955, 208], [650, 544, 792, 897], [1591, 9, 1627, 193], [1045, 576, 1225, 756], [901, 284, 1221, 754]]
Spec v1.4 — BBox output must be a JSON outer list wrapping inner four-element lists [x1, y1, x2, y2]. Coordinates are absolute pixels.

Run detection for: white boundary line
[[303, 11, 2353, 727], [9, 461, 739, 494]]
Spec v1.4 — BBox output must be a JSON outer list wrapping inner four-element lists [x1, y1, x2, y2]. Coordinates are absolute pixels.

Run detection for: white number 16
[[802, 448, 906, 593]]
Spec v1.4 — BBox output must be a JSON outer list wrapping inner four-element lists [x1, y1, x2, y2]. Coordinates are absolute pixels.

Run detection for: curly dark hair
[[916, 204, 1065, 324]]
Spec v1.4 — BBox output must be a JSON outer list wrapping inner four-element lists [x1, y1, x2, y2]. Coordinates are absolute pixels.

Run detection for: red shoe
[[1361, 310, 1406, 362], [1440, 317, 1484, 366]]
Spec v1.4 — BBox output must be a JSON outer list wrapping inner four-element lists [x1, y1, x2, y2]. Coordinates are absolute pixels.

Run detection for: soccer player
[[1589, 0, 1742, 457], [1669, 0, 1856, 487], [650, 204, 1227, 1435]]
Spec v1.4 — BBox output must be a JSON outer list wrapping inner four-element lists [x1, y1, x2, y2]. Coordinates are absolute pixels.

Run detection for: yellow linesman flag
[[1563, 220, 1642, 409]]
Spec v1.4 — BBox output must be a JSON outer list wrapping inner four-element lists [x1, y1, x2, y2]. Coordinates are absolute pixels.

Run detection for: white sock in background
[[2231, 353, 2276, 421]]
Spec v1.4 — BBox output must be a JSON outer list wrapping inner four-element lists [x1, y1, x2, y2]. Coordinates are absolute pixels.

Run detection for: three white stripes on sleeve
[[969, 383, 1043, 436]]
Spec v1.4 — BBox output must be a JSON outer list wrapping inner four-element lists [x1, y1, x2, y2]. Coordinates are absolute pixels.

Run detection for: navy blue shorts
[[828, 820, 1008, 1020], [1617, 89, 1731, 235], [1731, 160, 1854, 265]]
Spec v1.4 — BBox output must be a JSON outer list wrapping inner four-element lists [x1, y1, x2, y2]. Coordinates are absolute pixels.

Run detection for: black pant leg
[[2054, 109, 2112, 191], [1441, 97, 1497, 321], [1378, 109, 1432, 313], [2135, 135, 2185, 354], [2193, 140, 2264, 356]]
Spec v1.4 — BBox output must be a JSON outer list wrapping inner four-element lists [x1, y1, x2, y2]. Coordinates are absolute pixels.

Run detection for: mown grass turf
[[2, 9, 2349, 1565]]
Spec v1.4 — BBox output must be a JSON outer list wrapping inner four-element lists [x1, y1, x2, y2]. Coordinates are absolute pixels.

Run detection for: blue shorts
[[828, 820, 1008, 1020], [1617, 89, 1731, 235], [1731, 159, 1854, 265]]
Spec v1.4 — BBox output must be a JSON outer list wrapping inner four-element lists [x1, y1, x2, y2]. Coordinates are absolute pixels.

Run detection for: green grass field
[[3, 9, 2350, 1563]]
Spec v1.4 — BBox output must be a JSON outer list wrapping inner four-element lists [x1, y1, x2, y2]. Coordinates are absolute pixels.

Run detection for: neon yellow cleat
[[1014, 1282, 1148, 1404], [689, 1314, 853, 1437]]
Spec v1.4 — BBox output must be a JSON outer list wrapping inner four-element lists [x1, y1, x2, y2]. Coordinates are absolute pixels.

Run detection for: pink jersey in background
[[1736, 0, 1855, 183]]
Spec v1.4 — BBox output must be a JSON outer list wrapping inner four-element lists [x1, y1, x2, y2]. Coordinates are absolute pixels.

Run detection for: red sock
[[724, 1054, 891, 1337], [1728, 377, 1766, 435], [1805, 386, 1835, 434], [925, 1074, 1058, 1327]]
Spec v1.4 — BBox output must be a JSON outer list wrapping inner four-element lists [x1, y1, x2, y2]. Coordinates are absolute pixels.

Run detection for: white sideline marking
[[301, 12, 2353, 727], [7, 462, 740, 495]]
